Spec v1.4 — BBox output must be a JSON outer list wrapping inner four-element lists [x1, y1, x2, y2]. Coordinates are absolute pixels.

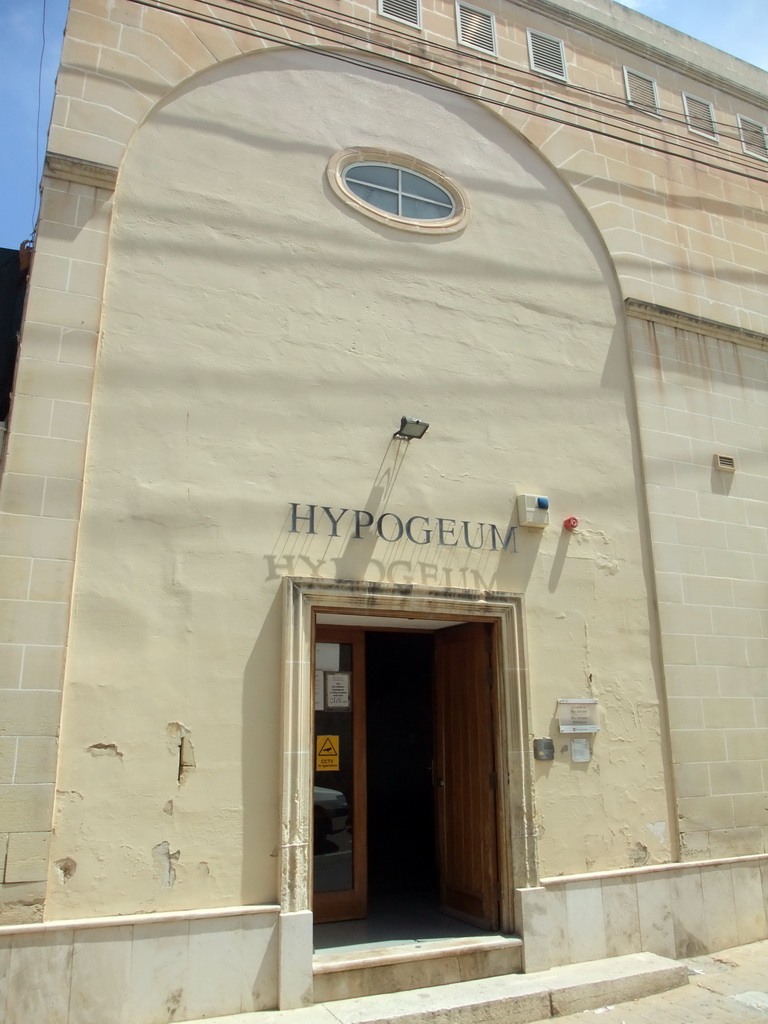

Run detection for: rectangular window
[[623, 68, 660, 117], [456, 2, 496, 55], [379, 0, 421, 28], [527, 29, 567, 81], [738, 115, 768, 160], [683, 93, 718, 139]]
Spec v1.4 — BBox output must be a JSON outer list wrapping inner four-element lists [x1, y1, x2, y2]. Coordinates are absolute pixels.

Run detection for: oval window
[[327, 149, 469, 234], [343, 163, 455, 221]]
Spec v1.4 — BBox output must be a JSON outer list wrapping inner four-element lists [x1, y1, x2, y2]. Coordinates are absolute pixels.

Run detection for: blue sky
[[1, 0, 767, 250]]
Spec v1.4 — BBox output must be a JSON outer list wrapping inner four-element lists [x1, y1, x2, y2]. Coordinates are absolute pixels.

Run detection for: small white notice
[[326, 672, 351, 710], [557, 698, 599, 733], [571, 737, 591, 762]]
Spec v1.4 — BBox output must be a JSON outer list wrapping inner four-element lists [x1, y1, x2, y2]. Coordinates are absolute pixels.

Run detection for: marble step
[[313, 934, 523, 1001], [182, 952, 689, 1024]]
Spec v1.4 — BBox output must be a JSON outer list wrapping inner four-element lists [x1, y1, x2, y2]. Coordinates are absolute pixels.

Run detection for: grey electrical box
[[533, 737, 555, 760]]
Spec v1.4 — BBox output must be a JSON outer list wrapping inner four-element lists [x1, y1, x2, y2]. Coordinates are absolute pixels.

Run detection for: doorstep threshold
[[182, 952, 689, 1024], [314, 934, 522, 973]]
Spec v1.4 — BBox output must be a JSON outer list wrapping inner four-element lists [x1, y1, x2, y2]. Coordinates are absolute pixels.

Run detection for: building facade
[[0, 0, 766, 1020]]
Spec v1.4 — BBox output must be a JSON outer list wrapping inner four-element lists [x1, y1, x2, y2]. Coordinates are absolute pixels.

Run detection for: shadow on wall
[[241, 590, 284, 904], [261, 439, 543, 596]]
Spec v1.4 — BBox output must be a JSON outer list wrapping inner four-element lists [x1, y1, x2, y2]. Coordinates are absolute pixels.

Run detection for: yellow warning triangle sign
[[318, 736, 338, 757]]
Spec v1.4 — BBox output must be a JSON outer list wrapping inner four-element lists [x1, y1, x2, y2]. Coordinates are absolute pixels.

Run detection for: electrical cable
[[123, 0, 768, 185], [32, 0, 49, 238], [245, 0, 767, 171], [215, 0, 768, 170], [142, 0, 768, 180], [125, 0, 759, 168], [221, 0, 760, 150]]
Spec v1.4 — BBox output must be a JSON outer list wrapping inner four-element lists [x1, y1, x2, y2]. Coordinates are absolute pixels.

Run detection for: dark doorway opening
[[365, 631, 436, 900], [313, 626, 497, 950]]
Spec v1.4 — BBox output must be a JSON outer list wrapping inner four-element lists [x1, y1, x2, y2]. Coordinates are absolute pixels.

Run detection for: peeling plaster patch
[[595, 554, 619, 575], [87, 742, 123, 758], [166, 988, 183, 1018], [55, 857, 77, 883], [163, 800, 174, 816], [167, 722, 196, 783], [0, 899, 44, 924], [629, 841, 650, 866], [56, 789, 83, 801], [152, 841, 180, 886], [647, 820, 666, 844], [197, 861, 210, 876]]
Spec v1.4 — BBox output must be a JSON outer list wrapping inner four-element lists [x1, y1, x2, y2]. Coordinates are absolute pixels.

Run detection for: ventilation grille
[[527, 30, 566, 80], [683, 94, 717, 138], [739, 116, 768, 159], [714, 454, 736, 473], [456, 3, 496, 54], [624, 68, 659, 115], [379, 0, 420, 27]]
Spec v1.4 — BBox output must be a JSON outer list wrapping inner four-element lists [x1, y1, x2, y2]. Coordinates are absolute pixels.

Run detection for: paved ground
[[537, 940, 768, 1023]]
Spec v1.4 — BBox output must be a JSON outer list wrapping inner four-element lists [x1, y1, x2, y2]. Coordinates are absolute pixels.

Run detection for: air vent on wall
[[683, 93, 717, 139], [379, 0, 420, 27], [624, 68, 660, 116], [527, 29, 567, 81], [456, 2, 496, 54], [738, 115, 768, 160], [714, 454, 736, 473]]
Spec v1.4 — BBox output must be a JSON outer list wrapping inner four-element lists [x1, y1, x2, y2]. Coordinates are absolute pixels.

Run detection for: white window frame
[[623, 67, 661, 119], [455, 1, 497, 56], [378, 0, 422, 29], [343, 162, 456, 219], [682, 92, 718, 140], [526, 28, 567, 82], [737, 114, 768, 161], [327, 148, 470, 235]]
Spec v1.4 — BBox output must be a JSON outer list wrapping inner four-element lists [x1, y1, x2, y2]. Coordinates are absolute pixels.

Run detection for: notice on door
[[316, 735, 339, 771], [326, 672, 351, 710]]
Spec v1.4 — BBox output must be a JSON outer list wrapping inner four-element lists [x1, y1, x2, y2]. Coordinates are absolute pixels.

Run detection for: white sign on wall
[[557, 698, 599, 733]]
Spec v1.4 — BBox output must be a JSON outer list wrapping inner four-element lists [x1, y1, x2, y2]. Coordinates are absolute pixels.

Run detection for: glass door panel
[[313, 627, 366, 922], [314, 642, 353, 893]]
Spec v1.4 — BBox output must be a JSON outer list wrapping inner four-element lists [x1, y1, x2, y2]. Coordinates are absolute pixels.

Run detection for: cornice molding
[[45, 153, 118, 190], [513, 0, 768, 111], [625, 298, 768, 353]]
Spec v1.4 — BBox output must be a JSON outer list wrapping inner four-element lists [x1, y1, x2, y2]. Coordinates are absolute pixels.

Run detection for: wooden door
[[433, 622, 499, 930], [312, 627, 367, 923]]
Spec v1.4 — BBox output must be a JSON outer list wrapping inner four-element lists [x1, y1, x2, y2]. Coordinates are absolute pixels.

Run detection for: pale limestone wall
[[517, 854, 768, 971], [0, 0, 765, 924], [627, 307, 768, 861], [0, 905, 279, 1023], [42, 45, 670, 918], [0, 171, 112, 922], [45, 0, 768, 333]]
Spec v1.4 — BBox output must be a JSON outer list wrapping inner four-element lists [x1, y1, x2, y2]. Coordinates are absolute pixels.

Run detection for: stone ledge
[[540, 849, 768, 886], [0, 900, 280, 937], [625, 298, 768, 353], [44, 153, 119, 190]]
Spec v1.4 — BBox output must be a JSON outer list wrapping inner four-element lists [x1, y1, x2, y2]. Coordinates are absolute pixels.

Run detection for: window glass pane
[[314, 642, 354, 893], [345, 164, 398, 189], [401, 171, 453, 207], [345, 180, 399, 214], [402, 196, 451, 220]]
